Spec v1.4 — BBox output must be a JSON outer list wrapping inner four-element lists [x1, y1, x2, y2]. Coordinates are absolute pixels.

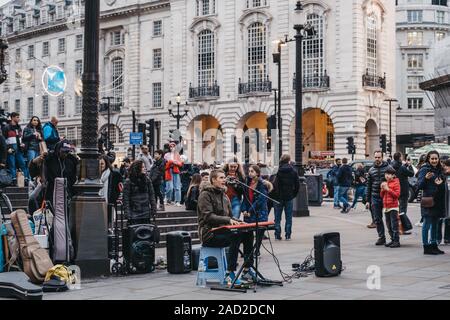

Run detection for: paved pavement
[[6, 200, 450, 300]]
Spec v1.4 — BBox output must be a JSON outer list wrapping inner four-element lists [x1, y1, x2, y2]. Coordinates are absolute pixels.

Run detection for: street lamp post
[[168, 93, 189, 130], [101, 96, 114, 151], [70, 0, 109, 277], [272, 42, 283, 160], [384, 98, 398, 157], [292, 1, 315, 217]]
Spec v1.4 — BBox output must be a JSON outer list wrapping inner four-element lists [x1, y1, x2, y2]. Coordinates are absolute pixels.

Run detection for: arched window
[[111, 58, 123, 107], [198, 30, 215, 87], [247, 22, 267, 83], [303, 13, 324, 87], [366, 14, 377, 76]]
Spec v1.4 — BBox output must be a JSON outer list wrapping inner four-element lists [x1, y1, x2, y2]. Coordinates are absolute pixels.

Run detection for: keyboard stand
[[211, 229, 283, 293]]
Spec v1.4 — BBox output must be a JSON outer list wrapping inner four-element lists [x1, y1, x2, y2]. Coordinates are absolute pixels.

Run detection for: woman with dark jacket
[[238, 165, 273, 282], [185, 173, 201, 211], [223, 157, 246, 219], [351, 163, 367, 210], [417, 150, 446, 255], [123, 160, 157, 225], [22, 116, 43, 162]]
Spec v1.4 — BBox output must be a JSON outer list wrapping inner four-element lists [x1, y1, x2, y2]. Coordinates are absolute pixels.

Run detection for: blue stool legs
[[196, 246, 228, 287]]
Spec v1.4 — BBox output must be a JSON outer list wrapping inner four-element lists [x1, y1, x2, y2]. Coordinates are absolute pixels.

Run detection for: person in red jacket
[[380, 167, 401, 248]]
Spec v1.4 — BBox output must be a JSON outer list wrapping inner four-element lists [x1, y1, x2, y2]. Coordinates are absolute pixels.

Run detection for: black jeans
[[399, 194, 408, 214], [227, 229, 265, 272], [153, 182, 164, 206], [385, 210, 400, 242], [370, 196, 385, 239]]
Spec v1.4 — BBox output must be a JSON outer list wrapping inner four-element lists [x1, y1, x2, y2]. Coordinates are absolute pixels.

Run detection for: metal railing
[[189, 81, 220, 99], [293, 72, 330, 90], [362, 70, 386, 89], [238, 76, 272, 95]]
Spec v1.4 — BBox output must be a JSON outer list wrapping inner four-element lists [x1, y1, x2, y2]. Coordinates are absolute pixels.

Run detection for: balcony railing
[[293, 71, 330, 91], [189, 81, 220, 99], [99, 101, 122, 113], [238, 76, 272, 95], [362, 70, 386, 89]]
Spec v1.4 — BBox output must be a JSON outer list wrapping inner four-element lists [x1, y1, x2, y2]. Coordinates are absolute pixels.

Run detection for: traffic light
[[387, 142, 392, 154], [379, 134, 387, 153], [138, 123, 147, 146], [145, 119, 155, 149], [346, 137, 355, 155]]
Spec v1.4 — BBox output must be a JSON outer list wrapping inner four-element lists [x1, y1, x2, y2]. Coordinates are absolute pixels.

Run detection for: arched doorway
[[186, 115, 223, 165], [289, 108, 335, 164], [365, 119, 378, 158], [236, 112, 271, 165]]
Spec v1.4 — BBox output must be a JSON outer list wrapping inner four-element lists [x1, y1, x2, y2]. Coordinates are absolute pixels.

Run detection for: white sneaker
[[415, 221, 423, 227], [175, 202, 182, 207]]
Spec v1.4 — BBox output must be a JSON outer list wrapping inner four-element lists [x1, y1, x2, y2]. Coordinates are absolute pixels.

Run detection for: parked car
[[349, 160, 418, 203]]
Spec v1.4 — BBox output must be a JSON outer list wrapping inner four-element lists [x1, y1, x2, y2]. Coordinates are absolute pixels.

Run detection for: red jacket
[[380, 178, 400, 210]]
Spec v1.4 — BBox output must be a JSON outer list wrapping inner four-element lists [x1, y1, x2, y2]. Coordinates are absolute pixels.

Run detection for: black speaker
[[166, 231, 192, 274], [314, 232, 342, 277], [123, 224, 156, 274]]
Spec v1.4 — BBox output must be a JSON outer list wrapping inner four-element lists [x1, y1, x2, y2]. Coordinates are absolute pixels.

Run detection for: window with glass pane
[[247, 0, 267, 8], [408, 98, 423, 109], [56, 4, 64, 20], [111, 31, 123, 46], [3, 101, 8, 112], [407, 54, 423, 68], [366, 14, 377, 76], [248, 22, 267, 83], [75, 60, 83, 77], [198, 30, 215, 87], [437, 11, 445, 24], [153, 82, 162, 108], [75, 95, 82, 114], [28, 45, 34, 59], [42, 95, 48, 118], [15, 48, 21, 62], [407, 76, 424, 90], [67, 127, 76, 142], [27, 97, 34, 119], [327, 132, 334, 151], [58, 96, 65, 116], [303, 14, 324, 87], [109, 125, 117, 144], [436, 32, 446, 41], [407, 10, 423, 23], [111, 58, 123, 107], [42, 41, 49, 56], [196, 0, 215, 16], [40, 9, 48, 24], [15, 99, 20, 113], [153, 49, 162, 69], [76, 35, 83, 49], [153, 20, 162, 37], [58, 38, 65, 53], [407, 31, 423, 45]]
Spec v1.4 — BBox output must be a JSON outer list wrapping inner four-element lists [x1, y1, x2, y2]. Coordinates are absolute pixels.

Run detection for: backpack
[[108, 168, 123, 204]]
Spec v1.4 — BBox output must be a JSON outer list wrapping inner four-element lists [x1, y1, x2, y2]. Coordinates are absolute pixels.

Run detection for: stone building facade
[[0, 0, 396, 164]]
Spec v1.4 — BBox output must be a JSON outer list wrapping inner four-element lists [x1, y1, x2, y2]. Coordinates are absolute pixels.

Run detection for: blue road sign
[[130, 132, 143, 145]]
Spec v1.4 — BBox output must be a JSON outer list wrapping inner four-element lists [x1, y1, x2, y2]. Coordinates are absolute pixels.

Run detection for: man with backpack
[[272, 154, 300, 240]]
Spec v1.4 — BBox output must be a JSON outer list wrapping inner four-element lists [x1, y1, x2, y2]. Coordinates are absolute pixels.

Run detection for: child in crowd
[[380, 167, 401, 248]]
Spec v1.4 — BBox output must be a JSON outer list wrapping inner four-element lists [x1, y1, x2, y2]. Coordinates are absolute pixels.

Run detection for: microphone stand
[[227, 177, 282, 292]]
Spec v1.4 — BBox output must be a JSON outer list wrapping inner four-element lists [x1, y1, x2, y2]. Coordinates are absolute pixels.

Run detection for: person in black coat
[[149, 150, 165, 211], [272, 154, 299, 240], [366, 151, 394, 245], [43, 139, 79, 206], [337, 158, 353, 213], [122, 159, 157, 225], [351, 163, 367, 210], [417, 150, 446, 255], [391, 152, 414, 233], [185, 173, 201, 211], [0, 134, 7, 168], [22, 116, 43, 162]]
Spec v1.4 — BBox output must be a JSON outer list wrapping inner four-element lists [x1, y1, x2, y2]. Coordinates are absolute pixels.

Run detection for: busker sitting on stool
[[197, 169, 246, 286]]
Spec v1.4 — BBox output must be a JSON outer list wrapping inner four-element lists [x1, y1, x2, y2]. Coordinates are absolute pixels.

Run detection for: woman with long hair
[[185, 173, 202, 211], [223, 157, 246, 219], [417, 150, 446, 255], [23, 116, 43, 162], [123, 160, 157, 225], [234, 164, 273, 283]]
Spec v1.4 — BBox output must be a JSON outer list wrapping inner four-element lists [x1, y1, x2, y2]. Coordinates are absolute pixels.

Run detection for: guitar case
[[0, 272, 43, 300]]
